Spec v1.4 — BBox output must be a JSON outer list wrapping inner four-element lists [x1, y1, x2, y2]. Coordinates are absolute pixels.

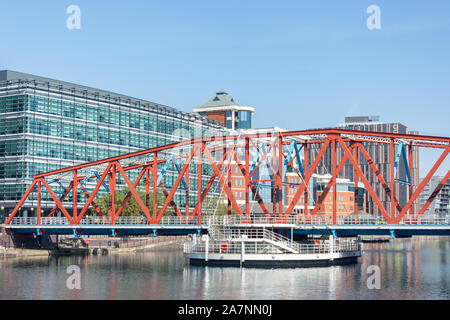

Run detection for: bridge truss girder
[[3, 128, 450, 226]]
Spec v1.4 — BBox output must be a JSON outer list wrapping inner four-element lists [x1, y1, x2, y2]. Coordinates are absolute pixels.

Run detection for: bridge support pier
[[389, 230, 396, 239]]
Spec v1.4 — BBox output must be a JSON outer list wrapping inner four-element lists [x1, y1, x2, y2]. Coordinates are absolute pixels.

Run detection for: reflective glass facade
[[0, 71, 225, 215]]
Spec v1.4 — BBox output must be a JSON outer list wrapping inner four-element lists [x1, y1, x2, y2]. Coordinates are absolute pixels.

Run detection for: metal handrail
[[7, 215, 449, 226], [183, 237, 359, 255]]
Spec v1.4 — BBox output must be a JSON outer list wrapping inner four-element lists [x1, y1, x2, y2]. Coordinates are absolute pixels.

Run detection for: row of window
[[326, 205, 353, 211], [1, 94, 223, 137]]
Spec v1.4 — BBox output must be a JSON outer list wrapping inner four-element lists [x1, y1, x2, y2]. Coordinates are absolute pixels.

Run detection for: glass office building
[[0, 70, 226, 217]]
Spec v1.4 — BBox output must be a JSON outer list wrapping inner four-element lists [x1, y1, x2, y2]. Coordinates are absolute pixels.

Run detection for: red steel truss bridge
[[2, 128, 450, 238]]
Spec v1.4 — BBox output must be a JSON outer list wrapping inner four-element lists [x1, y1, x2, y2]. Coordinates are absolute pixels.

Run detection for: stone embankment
[[0, 234, 189, 258]]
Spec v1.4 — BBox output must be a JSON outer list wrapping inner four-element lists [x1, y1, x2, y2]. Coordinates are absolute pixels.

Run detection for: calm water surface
[[1, 238, 449, 299]]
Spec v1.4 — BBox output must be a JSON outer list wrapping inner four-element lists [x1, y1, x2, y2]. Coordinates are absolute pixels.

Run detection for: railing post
[[240, 239, 245, 266], [205, 235, 209, 262], [329, 235, 334, 254], [37, 181, 41, 225]]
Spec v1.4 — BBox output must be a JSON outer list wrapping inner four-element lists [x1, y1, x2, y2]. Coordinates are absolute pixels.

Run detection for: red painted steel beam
[[115, 166, 148, 218], [188, 150, 229, 221], [353, 145, 359, 223], [283, 139, 331, 219], [227, 148, 232, 220], [415, 171, 450, 220], [197, 142, 203, 224], [73, 170, 78, 222], [393, 147, 450, 223], [110, 165, 116, 224], [155, 145, 197, 223], [303, 142, 309, 216], [37, 181, 41, 225], [76, 163, 112, 224], [153, 152, 158, 220], [158, 181, 185, 222], [278, 135, 284, 218], [390, 139, 396, 220], [245, 137, 250, 219], [336, 138, 392, 223], [408, 144, 414, 217], [309, 143, 356, 216], [33, 129, 449, 179], [356, 142, 403, 214], [4, 180, 38, 224], [79, 185, 108, 221], [232, 150, 271, 218], [185, 154, 190, 219], [115, 162, 152, 223], [332, 137, 337, 225], [249, 139, 277, 178], [41, 178, 74, 224], [48, 181, 73, 218], [203, 145, 244, 219], [145, 167, 150, 208]]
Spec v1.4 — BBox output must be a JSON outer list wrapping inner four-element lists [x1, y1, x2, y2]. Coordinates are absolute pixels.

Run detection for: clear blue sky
[[1, 0, 449, 176]]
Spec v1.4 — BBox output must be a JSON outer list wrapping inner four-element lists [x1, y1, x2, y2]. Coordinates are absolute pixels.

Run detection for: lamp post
[[0, 206, 4, 224]]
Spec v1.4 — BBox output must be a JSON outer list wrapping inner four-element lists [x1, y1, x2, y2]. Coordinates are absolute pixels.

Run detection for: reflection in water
[[0, 239, 449, 300]]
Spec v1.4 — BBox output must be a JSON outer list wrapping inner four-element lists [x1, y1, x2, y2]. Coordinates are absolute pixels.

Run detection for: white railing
[[7, 215, 450, 226], [183, 237, 359, 255]]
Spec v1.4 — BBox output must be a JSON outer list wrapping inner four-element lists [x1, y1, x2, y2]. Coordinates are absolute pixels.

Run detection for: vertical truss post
[[37, 180, 41, 225], [76, 163, 112, 224], [110, 164, 116, 225], [41, 179, 74, 224], [278, 135, 283, 218], [185, 153, 190, 219], [408, 144, 414, 218], [283, 139, 331, 219], [73, 170, 78, 222], [304, 142, 309, 216], [272, 138, 277, 216], [153, 152, 158, 223], [197, 142, 203, 224], [394, 147, 449, 223], [155, 145, 197, 223], [390, 139, 396, 221], [245, 137, 250, 218], [356, 142, 402, 214], [115, 162, 151, 222], [353, 144, 359, 224], [337, 138, 391, 223], [331, 136, 337, 225], [114, 167, 147, 219], [227, 149, 232, 221], [146, 167, 150, 208]]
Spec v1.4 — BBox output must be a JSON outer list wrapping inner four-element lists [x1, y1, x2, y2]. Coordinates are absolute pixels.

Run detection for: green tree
[[93, 186, 173, 217]]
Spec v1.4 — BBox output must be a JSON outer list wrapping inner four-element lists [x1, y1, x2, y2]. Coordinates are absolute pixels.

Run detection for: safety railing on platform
[[183, 237, 359, 255]]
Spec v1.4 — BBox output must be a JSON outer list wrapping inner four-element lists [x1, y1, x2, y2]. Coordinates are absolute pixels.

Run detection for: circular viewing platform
[[184, 227, 361, 268]]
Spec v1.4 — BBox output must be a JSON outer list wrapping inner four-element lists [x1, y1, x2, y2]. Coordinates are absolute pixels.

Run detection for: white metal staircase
[[208, 225, 300, 254]]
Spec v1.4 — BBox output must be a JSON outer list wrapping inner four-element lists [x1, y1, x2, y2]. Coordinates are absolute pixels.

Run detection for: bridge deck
[[3, 216, 450, 237]]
